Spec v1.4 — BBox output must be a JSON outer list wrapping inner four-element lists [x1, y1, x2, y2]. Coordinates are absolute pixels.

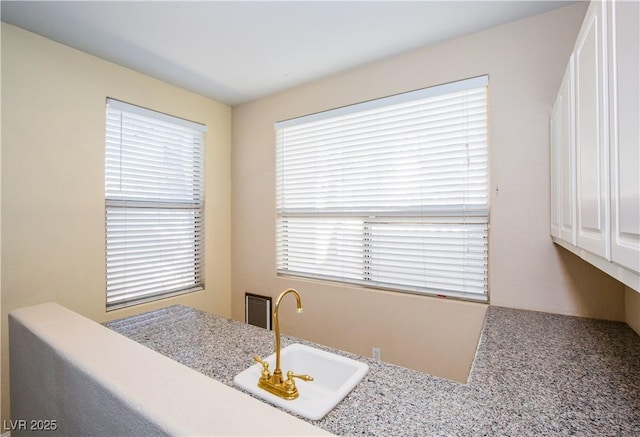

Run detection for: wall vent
[[245, 292, 272, 330]]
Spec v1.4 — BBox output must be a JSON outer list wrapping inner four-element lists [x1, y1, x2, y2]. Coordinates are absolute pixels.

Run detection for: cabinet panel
[[608, 0, 640, 273], [550, 101, 560, 238], [550, 60, 575, 244], [558, 61, 575, 244], [575, 1, 610, 258]]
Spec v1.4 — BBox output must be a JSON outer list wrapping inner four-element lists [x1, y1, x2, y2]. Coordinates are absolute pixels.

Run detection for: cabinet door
[[550, 100, 560, 238], [575, 1, 610, 259], [558, 60, 576, 244], [608, 0, 640, 273]]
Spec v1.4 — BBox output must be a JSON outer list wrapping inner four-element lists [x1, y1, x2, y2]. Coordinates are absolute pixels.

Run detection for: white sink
[[233, 343, 369, 420]]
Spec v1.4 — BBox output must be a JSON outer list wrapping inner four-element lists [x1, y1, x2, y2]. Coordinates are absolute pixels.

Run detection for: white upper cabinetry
[[550, 91, 560, 238], [550, 59, 576, 244], [575, 1, 610, 258], [550, 0, 639, 291], [608, 0, 640, 275]]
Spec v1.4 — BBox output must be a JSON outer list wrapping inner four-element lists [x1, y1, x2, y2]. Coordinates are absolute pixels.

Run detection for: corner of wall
[[625, 287, 640, 336]]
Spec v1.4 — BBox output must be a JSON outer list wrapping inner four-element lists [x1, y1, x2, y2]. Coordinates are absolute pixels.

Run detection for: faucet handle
[[283, 370, 313, 392], [286, 370, 314, 382], [254, 355, 271, 380]]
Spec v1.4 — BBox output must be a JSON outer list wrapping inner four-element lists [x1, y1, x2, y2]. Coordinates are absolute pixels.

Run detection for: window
[[275, 76, 489, 302], [105, 98, 206, 310]]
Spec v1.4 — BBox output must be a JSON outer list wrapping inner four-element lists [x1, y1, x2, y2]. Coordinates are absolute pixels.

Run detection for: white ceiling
[[1, 1, 576, 106]]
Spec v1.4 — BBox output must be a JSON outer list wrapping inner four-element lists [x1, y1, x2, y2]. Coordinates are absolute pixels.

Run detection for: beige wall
[[231, 2, 626, 383], [1, 23, 231, 425], [626, 287, 640, 336]]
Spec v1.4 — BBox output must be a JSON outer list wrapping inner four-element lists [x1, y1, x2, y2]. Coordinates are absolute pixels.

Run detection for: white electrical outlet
[[372, 347, 381, 361]]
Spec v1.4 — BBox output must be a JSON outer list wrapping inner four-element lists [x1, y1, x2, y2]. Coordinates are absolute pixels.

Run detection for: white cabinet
[[550, 0, 639, 289], [608, 0, 640, 273], [550, 99, 560, 238], [550, 60, 576, 244], [574, 0, 610, 259], [559, 60, 576, 244]]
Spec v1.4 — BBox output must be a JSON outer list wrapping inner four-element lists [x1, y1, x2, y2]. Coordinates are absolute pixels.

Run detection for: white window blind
[[276, 76, 489, 301], [105, 98, 207, 310]]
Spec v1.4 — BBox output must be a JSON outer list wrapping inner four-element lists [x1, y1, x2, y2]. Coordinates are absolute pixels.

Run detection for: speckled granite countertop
[[105, 305, 640, 435]]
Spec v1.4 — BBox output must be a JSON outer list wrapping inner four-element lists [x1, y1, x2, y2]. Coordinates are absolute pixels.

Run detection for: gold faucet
[[253, 288, 313, 400]]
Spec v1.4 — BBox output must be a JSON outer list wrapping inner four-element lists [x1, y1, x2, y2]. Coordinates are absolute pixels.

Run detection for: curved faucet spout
[[273, 288, 303, 384], [252, 288, 311, 399]]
